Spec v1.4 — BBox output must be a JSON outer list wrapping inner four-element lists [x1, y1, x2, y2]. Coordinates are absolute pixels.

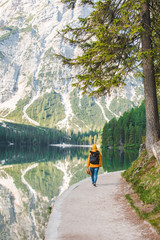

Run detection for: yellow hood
[[92, 144, 97, 150]]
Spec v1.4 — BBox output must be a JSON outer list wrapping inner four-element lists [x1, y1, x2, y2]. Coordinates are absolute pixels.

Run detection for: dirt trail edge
[[45, 171, 159, 240]]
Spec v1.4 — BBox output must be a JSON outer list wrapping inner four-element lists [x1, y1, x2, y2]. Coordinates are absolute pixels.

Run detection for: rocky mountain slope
[[0, 0, 144, 132]]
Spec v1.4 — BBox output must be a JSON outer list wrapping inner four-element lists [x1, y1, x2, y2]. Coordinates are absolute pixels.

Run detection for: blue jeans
[[90, 167, 99, 184]]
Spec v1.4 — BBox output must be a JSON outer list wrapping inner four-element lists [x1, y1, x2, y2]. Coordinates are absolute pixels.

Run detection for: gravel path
[[45, 171, 160, 240]]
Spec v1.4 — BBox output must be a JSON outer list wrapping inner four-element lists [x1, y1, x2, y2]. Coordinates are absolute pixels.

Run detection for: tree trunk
[[141, 0, 160, 154]]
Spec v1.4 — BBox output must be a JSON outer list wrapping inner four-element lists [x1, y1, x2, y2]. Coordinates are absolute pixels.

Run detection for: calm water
[[0, 145, 138, 240]]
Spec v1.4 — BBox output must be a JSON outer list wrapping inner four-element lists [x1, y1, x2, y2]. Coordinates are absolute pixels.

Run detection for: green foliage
[[7, 97, 30, 123], [102, 101, 146, 149], [58, 0, 160, 96], [0, 26, 18, 42], [26, 91, 65, 128], [61, 0, 93, 8], [70, 89, 137, 131], [99, 97, 114, 120], [0, 121, 68, 147], [4, 164, 31, 192], [109, 97, 134, 116], [0, 120, 101, 149], [125, 194, 141, 216], [20, 25, 32, 33], [70, 89, 106, 131], [102, 147, 138, 172], [67, 157, 87, 185], [25, 15, 34, 23], [57, 0, 138, 95], [61, 0, 76, 8], [122, 150, 160, 232], [24, 162, 63, 199], [70, 129, 101, 145]]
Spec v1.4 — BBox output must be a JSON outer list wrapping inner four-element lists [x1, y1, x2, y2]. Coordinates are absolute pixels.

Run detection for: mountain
[[0, 0, 144, 132]]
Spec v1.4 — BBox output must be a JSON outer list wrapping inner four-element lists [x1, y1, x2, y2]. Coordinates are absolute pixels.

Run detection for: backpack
[[89, 151, 100, 165]]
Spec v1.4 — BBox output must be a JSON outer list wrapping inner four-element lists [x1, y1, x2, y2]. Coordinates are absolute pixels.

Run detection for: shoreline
[[49, 143, 94, 148]]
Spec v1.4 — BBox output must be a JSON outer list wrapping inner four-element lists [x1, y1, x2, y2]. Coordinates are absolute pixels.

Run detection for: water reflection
[[0, 146, 93, 240], [102, 147, 139, 172], [0, 145, 90, 165], [0, 146, 138, 239]]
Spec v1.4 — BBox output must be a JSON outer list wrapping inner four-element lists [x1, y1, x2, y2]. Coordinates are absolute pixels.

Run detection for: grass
[[122, 150, 160, 233], [125, 194, 142, 216]]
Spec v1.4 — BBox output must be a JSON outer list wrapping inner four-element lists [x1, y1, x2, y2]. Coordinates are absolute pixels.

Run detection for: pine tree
[[101, 100, 146, 149], [58, 0, 160, 154], [141, 0, 160, 152]]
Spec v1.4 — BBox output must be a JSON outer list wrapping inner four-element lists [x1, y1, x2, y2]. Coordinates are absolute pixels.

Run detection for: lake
[[0, 145, 138, 240]]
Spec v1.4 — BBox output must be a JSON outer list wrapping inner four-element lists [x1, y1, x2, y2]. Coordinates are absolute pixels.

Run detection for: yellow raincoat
[[87, 144, 102, 168]]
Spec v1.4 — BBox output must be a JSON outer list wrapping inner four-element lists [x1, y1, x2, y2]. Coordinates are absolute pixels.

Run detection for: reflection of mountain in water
[[0, 146, 137, 239], [0, 146, 93, 240]]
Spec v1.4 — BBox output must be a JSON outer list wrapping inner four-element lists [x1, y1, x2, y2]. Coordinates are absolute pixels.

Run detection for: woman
[[87, 144, 102, 187]]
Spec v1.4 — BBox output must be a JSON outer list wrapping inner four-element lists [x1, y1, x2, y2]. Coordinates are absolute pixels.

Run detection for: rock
[[139, 143, 145, 155], [0, 0, 144, 131], [152, 140, 160, 164]]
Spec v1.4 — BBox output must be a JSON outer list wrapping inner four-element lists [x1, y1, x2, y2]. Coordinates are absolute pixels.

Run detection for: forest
[[0, 100, 146, 150], [101, 101, 146, 149], [0, 122, 65, 147], [58, 0, 160, 155], [0, 122, 100, 148]]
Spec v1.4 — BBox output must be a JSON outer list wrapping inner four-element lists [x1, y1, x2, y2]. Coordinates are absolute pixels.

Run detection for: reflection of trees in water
[[0, 145, 138, 175], [0, 146, 89, 165], [0, 146, 137, 239], [25, 162, 63, 199], [102, 148, 139, 172], [0, 147, 90, 199], [0, 147, 91, 240]]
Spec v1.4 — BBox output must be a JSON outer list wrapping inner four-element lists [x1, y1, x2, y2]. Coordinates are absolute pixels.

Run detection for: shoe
[[93, 183, 96, 187]]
